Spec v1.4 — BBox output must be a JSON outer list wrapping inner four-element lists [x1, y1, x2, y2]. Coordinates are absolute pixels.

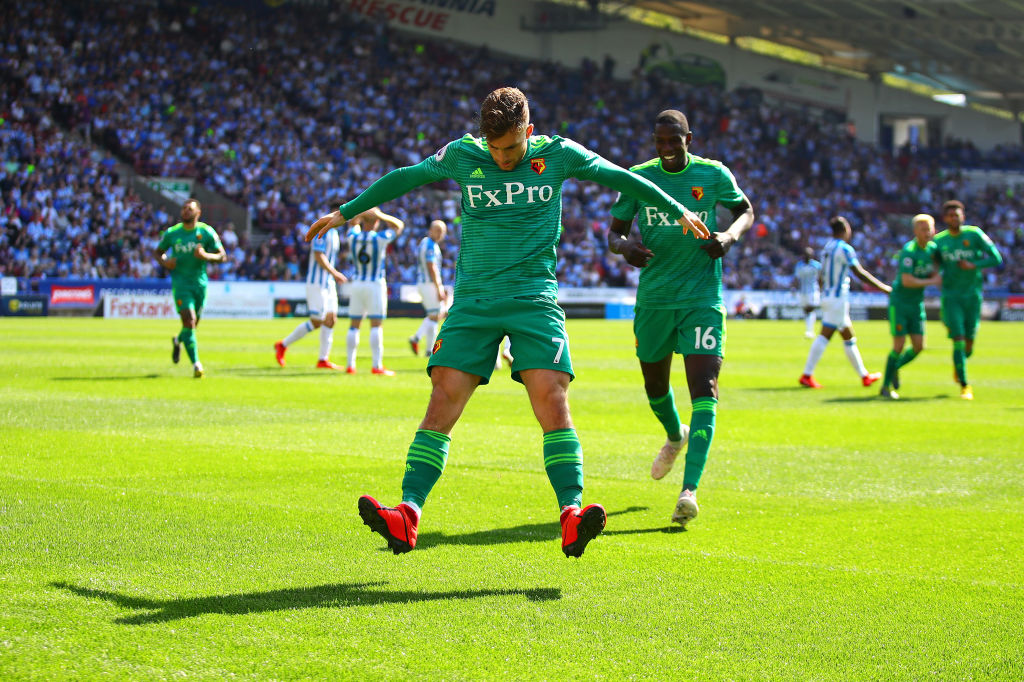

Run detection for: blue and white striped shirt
[[820, 238, 859, 297], [416, 237, 442, 285], [306, 228, 341, 287], [347, 227, 396, 282], [794, 259, 821, 295]]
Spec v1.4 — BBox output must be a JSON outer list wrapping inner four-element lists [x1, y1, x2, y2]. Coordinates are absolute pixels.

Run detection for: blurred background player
[[933, 199, 1003, 400], [274, 223, 348, 370], [608, 109, 754, 528], [879, 214, 942, 399], [154, 198, 225, 378], [344, 207, 405, 375], [409, 219, 449, 359], [795, 247, 822, 338], [306, 86, 708, 558], [799, 216, 891, 389]]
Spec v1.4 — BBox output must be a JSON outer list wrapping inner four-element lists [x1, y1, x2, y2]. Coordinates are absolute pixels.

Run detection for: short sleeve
[[715, 164, 746, 207]]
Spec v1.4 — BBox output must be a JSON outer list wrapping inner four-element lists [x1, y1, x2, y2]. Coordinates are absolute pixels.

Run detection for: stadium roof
[[609, 0, 1024, 110]]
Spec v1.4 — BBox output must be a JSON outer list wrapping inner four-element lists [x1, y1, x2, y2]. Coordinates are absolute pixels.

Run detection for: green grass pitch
[[2, 317, 1022, 679]]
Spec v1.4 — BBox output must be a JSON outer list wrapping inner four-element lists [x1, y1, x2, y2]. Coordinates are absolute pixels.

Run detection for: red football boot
[[861, 371, 882, 387], [316, 359, 344, 371], [357, 495, 419, 555], [560, 503, 606, 558], [799, 374, 822, 388], [274, 341, 287, 367], [371, 367, 395, 376]]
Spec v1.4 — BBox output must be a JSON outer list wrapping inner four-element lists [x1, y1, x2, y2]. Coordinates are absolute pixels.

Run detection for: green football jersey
[[339, 134, 687, 300], [890, 239, 937, 304], [933, 226, 1002, 299], [156, 222, 222, 287], [610, 153, 746, 308]]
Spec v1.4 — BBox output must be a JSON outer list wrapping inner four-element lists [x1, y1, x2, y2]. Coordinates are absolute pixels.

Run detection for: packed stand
[[1, 0, 1021, 293]]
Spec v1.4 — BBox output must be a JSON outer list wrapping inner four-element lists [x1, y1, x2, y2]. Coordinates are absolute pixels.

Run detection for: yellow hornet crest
[[691, 187, 704, 201], [531, 158, 547, 174]]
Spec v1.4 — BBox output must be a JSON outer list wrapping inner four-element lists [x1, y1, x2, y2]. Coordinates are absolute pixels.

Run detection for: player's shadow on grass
[[823, 394, 950, 403], [51, 580, 560, 625], [216, 366, 327, 377], [413, 505, 649, 550], [51, 374, 162, 381]]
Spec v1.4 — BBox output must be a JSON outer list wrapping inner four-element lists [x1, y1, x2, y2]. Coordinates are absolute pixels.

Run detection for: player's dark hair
[[655, 109, 690, 133], [942, 199, 965, 212], [829, 216, 849, 236], [479, 87, 530, 139]]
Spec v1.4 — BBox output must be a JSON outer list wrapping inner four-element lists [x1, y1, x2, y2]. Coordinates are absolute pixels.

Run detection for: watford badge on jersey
[[963, 239, 970, 247], [691, 187, 704, 201], [432, 339, 443, 355], [531, 158, 546, 174]]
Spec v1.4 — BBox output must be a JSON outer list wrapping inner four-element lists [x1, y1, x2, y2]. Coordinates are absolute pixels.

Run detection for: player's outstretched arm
[[371, 207, 405, 235], [676, 209, 711, 239], [853, 264, 892, 294], [306, 211, 346, 242], [607, 217, 653, 268], [901, 272, 941, 289]]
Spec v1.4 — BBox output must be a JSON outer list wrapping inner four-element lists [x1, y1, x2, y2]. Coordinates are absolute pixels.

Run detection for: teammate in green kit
[[879, 214, 942, 399], [153, 199, 226, 378], [306, 87, 710, 558], [607, 110, 754, 528], [933, 199, 1003, 400]]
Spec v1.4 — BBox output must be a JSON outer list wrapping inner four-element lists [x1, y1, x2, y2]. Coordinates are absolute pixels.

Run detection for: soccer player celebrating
[[344, 207, 404, 375], [879, 214, 942, 399], [607, 109, 754, 528], [795, 247, 822, 339], [408, 219, 450, 359], [154, 199, 226, 378], [799, 216, 891, 389], [274, 224, 348, 370], [306, 87, 709, 558], [933, 199, 1003, 400]]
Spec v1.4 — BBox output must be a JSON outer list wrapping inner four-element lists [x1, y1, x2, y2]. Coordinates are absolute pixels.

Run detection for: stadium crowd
[[2, 0, 1022, 292]]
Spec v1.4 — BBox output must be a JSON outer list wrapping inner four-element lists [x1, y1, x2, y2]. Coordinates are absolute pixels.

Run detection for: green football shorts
[[888, 297, 926, 337], [427, 295, 573, 385], [172, 283, 207, 316], [633, 304, 726, 363], [941, 294, 981, 340]]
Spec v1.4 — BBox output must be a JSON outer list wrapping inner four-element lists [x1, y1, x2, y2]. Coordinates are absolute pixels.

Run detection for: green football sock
[[648, 388, 683, 442], [401, 430, 450, 509], [543, 428, 583, 509], [882, 351, 899, 389], [178, 328, 198, 364], [897, 348, 919, 368], [683, 397, 717, 491], [953, 341, 968, 386]]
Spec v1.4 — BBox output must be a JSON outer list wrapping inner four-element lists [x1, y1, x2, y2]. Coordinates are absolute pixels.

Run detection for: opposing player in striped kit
[[306, 87, 709, 557], [408, 219, 450, 359], [795, 247, 822, 338], [607, 110, 754, 527], [274, 224, 348, 370], [344, 206, 405, 375], [799, 216, 891, 389]]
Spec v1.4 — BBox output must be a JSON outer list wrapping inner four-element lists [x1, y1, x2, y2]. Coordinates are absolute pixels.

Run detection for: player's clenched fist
[[305, 211, 347, 242]]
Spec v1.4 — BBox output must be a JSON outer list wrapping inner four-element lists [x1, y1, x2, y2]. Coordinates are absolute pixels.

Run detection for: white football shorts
[[347, 279, 388, 319], [798, 292, 821, 308], [306, 282, 338, 319], [417, 282, 446, 316], [820, 296, 851, 330]]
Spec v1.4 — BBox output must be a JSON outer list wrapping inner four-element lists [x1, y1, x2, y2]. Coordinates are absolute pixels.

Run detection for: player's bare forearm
[[700, 202, 753, 260], [855, 265, 891, 293], [306, 211, 345, 242]]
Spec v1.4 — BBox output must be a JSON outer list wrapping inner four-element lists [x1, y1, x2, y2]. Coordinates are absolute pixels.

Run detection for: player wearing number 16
[[306, 87, 709, 558], [607, 110, 754, 528]]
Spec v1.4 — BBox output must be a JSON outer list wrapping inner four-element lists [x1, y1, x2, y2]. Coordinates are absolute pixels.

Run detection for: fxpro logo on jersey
[[465, 183, 555, 208], [644, 206, 708, 226]]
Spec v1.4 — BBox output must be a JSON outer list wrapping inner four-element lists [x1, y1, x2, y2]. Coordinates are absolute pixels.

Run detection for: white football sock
[[423, 318, 438, 355], [346, 328, 359, 368], [805, 312, 816, 335], [283, 319, 313, 347], [844, 337, 868, 377], [413, 317, 431, 342], [804, 335, 829, 375], [370, 326, 384, 369], [318, 324, 334, 361]]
